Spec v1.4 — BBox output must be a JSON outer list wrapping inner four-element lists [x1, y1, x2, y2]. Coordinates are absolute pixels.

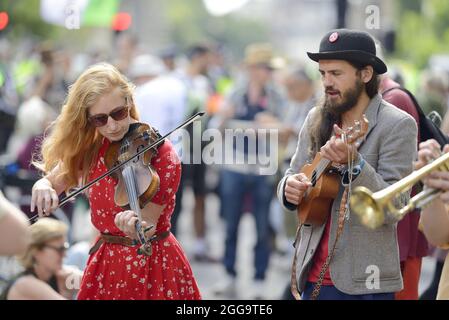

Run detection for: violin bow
[[29, 111, 205, 222]]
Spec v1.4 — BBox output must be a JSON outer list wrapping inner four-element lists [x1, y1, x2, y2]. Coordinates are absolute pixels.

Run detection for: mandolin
[[298, 116, 368, 226]]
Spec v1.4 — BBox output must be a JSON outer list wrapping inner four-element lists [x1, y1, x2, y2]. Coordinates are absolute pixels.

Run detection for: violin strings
[[122, 166, 140, 219]]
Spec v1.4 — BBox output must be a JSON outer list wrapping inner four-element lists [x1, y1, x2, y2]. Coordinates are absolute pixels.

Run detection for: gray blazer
[[277, 94, 418, 295]]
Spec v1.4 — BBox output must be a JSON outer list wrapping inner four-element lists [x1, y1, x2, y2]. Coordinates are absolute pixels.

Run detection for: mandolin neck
[[313, 154, 332, 182]]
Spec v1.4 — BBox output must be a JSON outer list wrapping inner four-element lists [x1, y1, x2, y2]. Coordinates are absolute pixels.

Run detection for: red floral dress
[[77, 138, 201, 300]]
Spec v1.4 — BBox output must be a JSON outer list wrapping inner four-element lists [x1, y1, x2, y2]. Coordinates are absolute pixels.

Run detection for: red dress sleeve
[[149, 140, 181, 206]]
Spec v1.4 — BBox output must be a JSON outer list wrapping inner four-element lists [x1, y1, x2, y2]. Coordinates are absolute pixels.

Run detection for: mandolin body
[[298, 155, 340, 226]]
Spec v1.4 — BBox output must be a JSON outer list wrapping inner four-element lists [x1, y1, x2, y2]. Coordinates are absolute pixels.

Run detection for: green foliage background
[[0, 0, 57, 39], [1, 0, 449, 68], [396, 0, 449, 68], [163, 0, 269, 57]]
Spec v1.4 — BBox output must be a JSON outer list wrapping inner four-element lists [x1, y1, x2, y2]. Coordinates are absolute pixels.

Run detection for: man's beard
[[323, 78, 364, 117]]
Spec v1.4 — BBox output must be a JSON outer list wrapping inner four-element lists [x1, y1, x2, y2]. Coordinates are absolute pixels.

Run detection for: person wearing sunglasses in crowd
[[29, 63, 201, 300], [0, 218, 81, 300]]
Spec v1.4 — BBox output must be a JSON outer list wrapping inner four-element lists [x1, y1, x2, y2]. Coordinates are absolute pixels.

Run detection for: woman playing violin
[[30, 62, 201, 300]]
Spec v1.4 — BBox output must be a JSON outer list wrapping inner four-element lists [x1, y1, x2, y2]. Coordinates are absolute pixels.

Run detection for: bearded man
[[277, 29, 418, 300]]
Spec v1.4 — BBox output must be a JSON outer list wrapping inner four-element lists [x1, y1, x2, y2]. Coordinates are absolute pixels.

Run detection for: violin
[[105, 123, 163, 255], [105, 123, 161, 210]]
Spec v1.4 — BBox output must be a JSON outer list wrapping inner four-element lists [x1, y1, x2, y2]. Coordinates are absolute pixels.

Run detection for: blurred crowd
[[1, 31, 449, 300]]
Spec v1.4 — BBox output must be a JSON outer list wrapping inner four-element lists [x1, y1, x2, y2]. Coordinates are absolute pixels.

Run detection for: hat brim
[[245, 58, 285, 70], [307, 50, 387, 74]]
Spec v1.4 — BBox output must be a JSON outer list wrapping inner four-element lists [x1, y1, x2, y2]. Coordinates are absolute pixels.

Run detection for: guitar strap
[[310, 188, 348, 300], [291, 131, 357, 300], [310, 131, 359, 299], [290, 196, 348, 300], [290, 223, 303, 300]]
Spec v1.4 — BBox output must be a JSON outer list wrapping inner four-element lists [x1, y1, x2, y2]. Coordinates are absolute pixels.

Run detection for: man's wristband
[[342, 154, 365, 185]]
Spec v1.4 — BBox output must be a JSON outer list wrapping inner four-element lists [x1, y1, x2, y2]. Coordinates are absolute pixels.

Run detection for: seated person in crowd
[[1, 218, 82, 300]]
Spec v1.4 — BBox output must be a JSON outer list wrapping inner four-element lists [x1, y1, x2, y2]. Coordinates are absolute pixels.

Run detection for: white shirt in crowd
[[134, 75, 187, 137]]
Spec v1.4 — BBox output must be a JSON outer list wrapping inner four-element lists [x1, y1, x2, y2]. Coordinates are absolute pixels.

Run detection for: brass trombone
[[350, 152, 449, 229]]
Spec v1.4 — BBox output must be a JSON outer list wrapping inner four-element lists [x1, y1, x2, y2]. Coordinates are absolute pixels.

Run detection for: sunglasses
[[44, 242, 69, 254], [88, 105, 129, 127]]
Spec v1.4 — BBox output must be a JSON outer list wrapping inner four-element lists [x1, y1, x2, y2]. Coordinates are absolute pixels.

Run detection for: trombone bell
[[350, 186, 385, 229]]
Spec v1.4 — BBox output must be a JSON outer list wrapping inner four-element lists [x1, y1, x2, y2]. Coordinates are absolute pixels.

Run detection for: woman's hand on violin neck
[[31, 178, 59, 217], [114, 210, 155, 240]]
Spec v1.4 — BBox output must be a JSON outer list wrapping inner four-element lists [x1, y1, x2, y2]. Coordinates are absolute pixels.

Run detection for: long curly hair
[[33, 63, 140, 191]]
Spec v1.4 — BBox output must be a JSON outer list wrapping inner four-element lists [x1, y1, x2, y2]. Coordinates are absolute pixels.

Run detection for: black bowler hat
[[307, 29, 387, 74]]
